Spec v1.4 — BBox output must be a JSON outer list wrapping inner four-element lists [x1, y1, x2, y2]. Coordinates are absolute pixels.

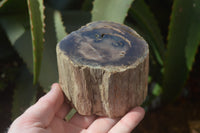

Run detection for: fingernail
[[133, 106, 145, 113], [51, 83, 59, 90]]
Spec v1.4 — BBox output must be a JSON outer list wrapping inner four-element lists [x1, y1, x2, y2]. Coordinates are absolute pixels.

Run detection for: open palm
[[8, 83, 145, 133]]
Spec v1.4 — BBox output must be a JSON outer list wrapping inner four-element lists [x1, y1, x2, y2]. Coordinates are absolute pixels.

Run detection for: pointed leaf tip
[[54, 10, 67, 43]]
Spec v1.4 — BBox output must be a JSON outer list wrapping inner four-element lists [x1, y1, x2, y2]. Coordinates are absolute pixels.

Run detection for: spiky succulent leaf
[[27, 0, 45, 84], [0, 9, 90, 92], [54, 10, 67, 42], [163, 0, 200, 101], [0, 15, 33, 71], [92, 0, 135, 23], [128, 0, 165, 66]]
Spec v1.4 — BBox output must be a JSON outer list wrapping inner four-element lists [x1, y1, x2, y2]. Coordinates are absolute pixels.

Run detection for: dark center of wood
[[59, 21, 148, 66]]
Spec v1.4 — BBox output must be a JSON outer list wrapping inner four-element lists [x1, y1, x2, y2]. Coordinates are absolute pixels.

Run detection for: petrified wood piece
[[56, 21, 149, 118]]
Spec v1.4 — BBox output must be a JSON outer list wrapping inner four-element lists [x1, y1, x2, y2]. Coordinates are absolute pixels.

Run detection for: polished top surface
[[59, 21, 148, 67]]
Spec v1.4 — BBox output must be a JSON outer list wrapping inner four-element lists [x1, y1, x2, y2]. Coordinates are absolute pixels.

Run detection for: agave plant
[[0, 0, 199, 119]]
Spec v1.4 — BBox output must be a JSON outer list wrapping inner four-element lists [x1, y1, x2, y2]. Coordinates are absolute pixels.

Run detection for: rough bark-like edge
[[57, 44, 149, 118]]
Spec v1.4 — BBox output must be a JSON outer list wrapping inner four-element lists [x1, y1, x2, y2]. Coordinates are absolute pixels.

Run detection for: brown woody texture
[[57, 21, 149, 118]]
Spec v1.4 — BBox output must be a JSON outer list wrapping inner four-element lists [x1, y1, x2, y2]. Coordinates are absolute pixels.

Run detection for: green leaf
[[0, 15, 27, 44], [0, 9, 90, 92], [39, 8, 59, 91], [0, 0, 8, 8], [152, 83, 162, 96], [27, 0, 45, 84], [185, 3, 200, 70], [65, 108, 76, 121], [37, 10, 90, 91], [0, 15, 33, 71], [163, 0, 200, 101], [0, 9, 58, 92], [40, 9, 90, 91], [54, 10, 67, 42], [128, 0, 165, 66], [12, 66, 37, 120], [92, 0, 135, 23], [40, 10, 90, 91]]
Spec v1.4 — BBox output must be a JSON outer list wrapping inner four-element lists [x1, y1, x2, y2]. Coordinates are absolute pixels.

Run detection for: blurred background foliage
[[0, 0, 200, 132]]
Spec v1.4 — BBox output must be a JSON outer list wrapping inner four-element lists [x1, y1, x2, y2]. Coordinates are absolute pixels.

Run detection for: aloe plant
[[54, 10, 67, 42], [27, 0, 45, 84], [163, 0, 200, 101], [127, 0, 165, 87], [0, 0, 200, 119], [128, 0, 165, 66]]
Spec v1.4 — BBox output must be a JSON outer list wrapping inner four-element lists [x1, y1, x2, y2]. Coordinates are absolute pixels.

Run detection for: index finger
[[108, 107, 145, 133], [21, 83, 66, 127]]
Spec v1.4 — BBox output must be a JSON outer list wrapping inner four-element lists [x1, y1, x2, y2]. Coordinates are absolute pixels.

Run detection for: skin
[[8, 83, 145, 133]]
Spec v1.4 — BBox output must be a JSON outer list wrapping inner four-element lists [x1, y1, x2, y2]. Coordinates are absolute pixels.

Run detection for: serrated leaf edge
[[0, 0, 8, 8], [27, 0, 46, 84], [54, 10, 67, 43]]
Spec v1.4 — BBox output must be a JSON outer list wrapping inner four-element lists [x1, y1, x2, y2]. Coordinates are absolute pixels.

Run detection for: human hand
[[8, 83, 145, 133]]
